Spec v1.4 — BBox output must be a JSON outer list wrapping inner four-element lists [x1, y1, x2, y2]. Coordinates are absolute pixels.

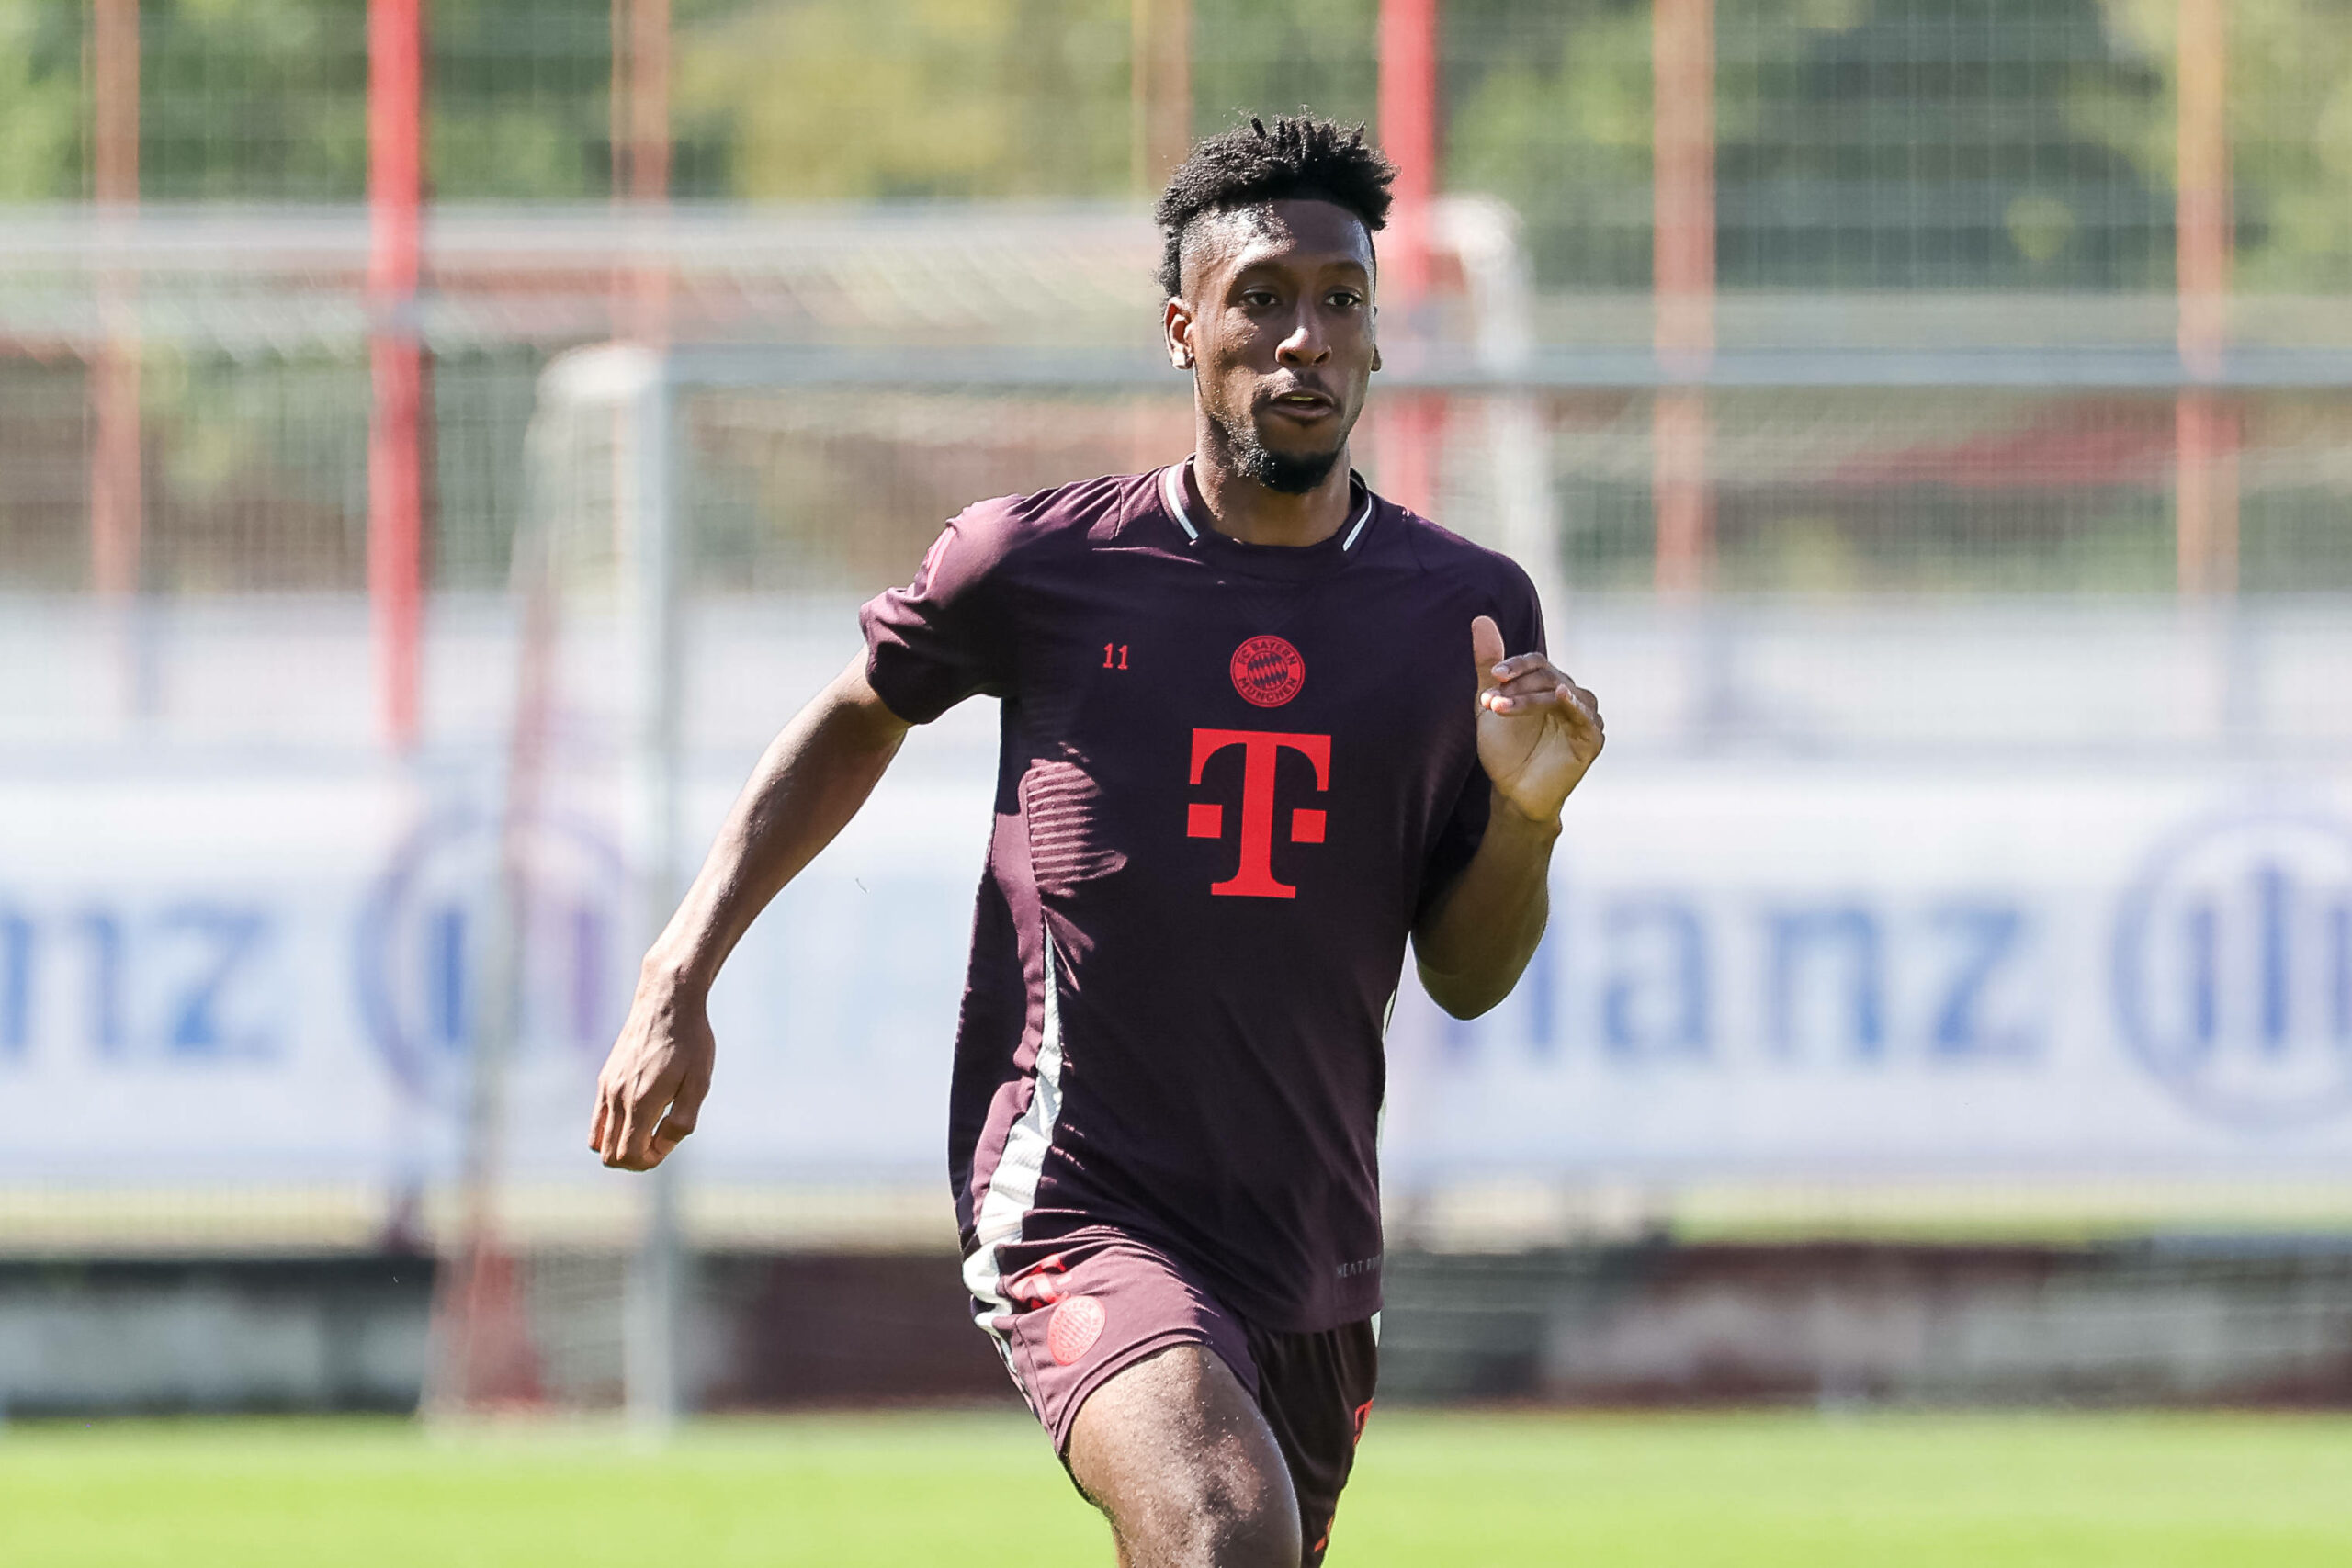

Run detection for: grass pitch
[[5, 1409, 2349, 1567]]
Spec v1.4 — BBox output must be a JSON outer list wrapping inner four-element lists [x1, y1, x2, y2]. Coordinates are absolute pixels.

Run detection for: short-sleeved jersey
[[860, 463, 1544, 1332]]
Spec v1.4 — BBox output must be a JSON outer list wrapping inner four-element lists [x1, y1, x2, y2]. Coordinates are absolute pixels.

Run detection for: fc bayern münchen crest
[[1230, 635, 1305, 707]]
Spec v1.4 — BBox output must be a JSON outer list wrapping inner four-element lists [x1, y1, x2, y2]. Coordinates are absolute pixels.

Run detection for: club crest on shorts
[[1047, 1295, 1107, 1366], [1230, 635, 1305, 708]]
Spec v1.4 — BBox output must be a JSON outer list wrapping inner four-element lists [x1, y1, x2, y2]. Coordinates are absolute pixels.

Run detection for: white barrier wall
[[7, 755, 2352, 1189], [1386, 761, 2352, 1179], [5, 597, 2351, 1190]]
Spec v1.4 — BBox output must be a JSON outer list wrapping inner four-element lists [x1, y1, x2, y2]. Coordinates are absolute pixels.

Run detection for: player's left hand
[[1471, 614, 1604, 825]]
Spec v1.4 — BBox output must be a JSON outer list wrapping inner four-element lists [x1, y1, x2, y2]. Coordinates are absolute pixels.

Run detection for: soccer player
[[590, 115, 1604, 1567]]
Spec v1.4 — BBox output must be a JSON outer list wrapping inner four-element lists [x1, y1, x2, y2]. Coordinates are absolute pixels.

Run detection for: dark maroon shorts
[[973, 1226, 1378, 1567]]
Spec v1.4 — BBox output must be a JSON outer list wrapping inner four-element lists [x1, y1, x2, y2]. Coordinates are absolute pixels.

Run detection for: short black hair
[[1154, 114, 1397, 299]]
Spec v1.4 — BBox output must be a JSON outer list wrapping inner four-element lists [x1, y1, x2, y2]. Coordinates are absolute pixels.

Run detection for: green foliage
[[0, 2, 88, 200], [138, 0, 368, 200], [1445, 1, 1655, 288], [1713, 0, 2171, 289], [1193, 0, 1379, 137], [673, 0, 1131, 200], [431, 0, 617, 199], [5, 1, 2352, 293], [2092, 0, 2352, 291], [0, 0, 617, 203]]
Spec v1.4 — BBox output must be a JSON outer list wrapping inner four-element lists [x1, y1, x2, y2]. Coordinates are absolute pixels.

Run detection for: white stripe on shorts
[[962, 925, 1069, 1356]]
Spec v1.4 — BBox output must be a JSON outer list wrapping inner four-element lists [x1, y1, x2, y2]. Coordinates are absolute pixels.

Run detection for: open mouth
[[1269, 389, 1336, 416]]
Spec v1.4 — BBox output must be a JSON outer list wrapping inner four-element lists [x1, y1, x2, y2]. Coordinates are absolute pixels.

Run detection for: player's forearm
[[1410, 793, 1560, 1019], [642, 657, 908, 995]]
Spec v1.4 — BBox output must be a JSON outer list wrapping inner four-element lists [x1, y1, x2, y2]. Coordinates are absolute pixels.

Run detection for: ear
[[1369, 304, 1382, 374], [1164, 297, 1196, 371]]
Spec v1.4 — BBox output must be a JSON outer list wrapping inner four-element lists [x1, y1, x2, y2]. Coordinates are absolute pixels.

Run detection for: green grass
[[4, 1409, 2350, 1567]]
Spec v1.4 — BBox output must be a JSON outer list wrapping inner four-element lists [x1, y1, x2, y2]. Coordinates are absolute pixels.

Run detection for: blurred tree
[[0, 0, 2348, 295], [1715, 0, 2170, 289], [0, 2, 90, 199], [137, 0, 368, 199], [432, 0, 619, 199], [2094, 0, 2352, 291], [673, 0, 1130, 199], [1445, 0, 1654, 289], [0, 0, 620, 204], [1191, 0, 1378, 139]]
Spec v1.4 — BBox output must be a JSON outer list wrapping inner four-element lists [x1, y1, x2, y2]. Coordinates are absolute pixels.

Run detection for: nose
[[1275, 309, 1329, 367]]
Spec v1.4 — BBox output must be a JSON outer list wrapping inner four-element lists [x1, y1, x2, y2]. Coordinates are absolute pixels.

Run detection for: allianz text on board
[[4, 770, 2351, 1178]]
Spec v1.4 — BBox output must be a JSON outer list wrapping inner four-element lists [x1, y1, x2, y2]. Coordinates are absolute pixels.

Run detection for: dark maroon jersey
[[859, 463, 1544, 1332]]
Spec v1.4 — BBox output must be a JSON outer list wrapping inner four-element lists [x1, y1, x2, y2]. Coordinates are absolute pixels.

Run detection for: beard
[[1215, 405, 1348, 495]]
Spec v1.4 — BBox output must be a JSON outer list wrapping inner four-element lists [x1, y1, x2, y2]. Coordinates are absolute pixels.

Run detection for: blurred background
[[5, 0, 2352, 1461]]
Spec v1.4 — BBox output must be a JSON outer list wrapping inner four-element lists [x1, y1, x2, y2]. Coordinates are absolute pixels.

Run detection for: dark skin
[[589, 197, 1603, 1565], [1163, 201, 1379, 548]]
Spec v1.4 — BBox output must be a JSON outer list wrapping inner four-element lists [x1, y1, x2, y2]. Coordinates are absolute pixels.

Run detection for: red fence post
[[1377, 0, 1441, 519], [1653, 0, 1715, 597], [628, 0, 671, 208], [1130, 0, 1193, 197], [610, 0, 672, 344], [369, 0, 426, 750], [2176, 0, 2234, 596], [90, 0, 141, 601]]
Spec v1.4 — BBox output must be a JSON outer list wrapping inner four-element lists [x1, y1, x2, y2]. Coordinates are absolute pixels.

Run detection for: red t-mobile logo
[[1186, 728, 1330, 898]]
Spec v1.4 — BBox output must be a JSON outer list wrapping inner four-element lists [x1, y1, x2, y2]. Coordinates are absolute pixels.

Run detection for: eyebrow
[[1227, 251, 1373, 277]]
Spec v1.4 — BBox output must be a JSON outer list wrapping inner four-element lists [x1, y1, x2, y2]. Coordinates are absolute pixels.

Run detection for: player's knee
[[1148, 1506, 1298, 1568], [1160, 1463, 1301, 1568], [1211, 1501, 1304, 1568], [1071, 1345, 1304, 1566]]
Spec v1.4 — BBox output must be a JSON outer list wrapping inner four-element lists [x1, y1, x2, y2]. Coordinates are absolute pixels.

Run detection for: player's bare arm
[[590, 654, 909, 1170], [1411, 613, 1605, 1019]]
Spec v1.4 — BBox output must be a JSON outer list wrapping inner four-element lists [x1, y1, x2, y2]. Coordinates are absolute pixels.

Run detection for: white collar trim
[[1161, 461, 1375, 551], [1160, 461, 1200, 542]]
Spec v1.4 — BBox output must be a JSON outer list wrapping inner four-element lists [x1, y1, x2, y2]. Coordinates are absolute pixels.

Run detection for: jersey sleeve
[[1414, 559, 1550, 923], [858, 502, 1021, 724]]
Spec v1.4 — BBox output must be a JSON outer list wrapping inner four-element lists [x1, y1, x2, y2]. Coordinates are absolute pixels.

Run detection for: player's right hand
[[590, 970, 715, 1171]]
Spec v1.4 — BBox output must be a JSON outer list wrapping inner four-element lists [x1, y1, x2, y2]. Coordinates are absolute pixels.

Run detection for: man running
[[591, 115, 1604, 1567]]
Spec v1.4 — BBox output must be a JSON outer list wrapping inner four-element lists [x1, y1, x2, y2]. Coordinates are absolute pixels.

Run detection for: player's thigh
[[1067, 1343, 1302, 1568]]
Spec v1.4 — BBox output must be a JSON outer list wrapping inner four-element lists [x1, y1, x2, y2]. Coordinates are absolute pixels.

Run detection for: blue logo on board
[[354, 812, 628, 1106], [2112, 811, 2352, 1128]]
